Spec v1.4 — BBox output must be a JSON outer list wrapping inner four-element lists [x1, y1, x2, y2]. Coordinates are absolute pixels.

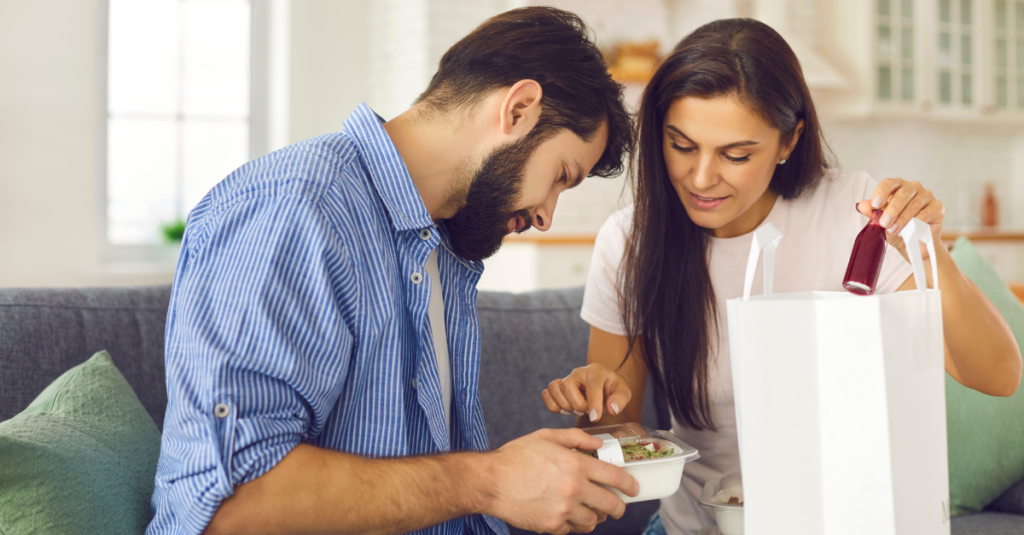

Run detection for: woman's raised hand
[[541, 363, 633, 423], [856, 177, 945, 260]]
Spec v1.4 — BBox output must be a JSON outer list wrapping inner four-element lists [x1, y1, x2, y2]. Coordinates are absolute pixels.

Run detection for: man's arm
[[204, 428, 639, 535]]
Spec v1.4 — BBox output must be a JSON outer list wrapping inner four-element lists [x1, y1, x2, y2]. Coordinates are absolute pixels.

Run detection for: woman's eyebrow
[[665, 124, 760, 150]]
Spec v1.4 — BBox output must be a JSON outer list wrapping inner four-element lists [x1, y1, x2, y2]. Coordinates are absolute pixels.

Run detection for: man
[[147, 7, 636, 535]]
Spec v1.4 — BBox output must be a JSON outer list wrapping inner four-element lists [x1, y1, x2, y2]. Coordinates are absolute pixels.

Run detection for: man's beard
[[445, 133, 542, 262]]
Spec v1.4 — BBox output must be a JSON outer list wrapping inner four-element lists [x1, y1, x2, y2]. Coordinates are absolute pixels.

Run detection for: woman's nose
[[692, 157, 718, 190]]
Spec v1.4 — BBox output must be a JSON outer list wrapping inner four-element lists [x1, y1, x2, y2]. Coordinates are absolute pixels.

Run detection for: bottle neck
[[867, 208, 885, 227]]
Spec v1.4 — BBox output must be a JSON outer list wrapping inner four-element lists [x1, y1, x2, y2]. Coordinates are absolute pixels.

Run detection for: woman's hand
[[542, 363, 633, 423], [856, 177, 946, 261]]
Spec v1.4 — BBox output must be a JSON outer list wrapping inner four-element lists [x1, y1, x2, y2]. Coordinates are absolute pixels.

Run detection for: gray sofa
[[1, 285, 1022, 534]]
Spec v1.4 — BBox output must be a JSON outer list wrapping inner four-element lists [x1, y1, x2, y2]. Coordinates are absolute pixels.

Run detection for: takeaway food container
[[583, 422, 699, 504], [699, 473, 744, 535]]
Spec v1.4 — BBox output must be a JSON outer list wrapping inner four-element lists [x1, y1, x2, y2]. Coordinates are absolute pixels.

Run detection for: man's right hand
[[481, 428, 638, 534]]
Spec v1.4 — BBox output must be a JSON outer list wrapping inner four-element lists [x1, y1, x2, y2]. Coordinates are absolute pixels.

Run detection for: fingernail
[[880, 213, 892, 227], [589, 409, 598, 422], [610, 401, 621, 415], [888, 222, 899, 234], [560, 409, 572, 416], [871, 196, 883, 209], [574, 410, 584, 416]]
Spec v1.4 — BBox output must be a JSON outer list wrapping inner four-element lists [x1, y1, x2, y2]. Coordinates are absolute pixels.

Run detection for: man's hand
[[541, 363, 633, 423], [482, 428, 638, 535]]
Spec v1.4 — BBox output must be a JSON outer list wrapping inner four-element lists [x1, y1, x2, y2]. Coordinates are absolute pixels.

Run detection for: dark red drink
[[843, 209, 888, 296]]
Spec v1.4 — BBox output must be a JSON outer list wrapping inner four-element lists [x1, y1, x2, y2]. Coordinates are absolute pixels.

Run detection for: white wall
[[0, 0, 376, 288], [0, 0, 124, 287], [288, 0, 370, 144]]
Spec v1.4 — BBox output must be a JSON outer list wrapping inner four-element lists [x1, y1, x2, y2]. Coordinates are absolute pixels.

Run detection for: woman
[[540, 18, 1022, 535]]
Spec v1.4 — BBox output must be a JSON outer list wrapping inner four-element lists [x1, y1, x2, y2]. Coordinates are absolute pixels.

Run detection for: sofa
[[1, 285, 1022, 534]]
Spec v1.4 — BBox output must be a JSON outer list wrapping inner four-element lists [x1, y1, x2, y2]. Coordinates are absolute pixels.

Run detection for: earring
[[779, 159, 787, 165]]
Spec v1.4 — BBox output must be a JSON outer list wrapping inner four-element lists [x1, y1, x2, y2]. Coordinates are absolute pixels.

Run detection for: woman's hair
[[621, 18, 834, 430]]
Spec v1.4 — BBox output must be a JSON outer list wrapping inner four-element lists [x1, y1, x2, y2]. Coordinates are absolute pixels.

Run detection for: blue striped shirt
[[147, 103, 509, 535]]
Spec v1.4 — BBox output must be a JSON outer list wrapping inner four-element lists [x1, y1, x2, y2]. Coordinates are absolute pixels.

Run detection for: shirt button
[[419, 229, 431, 240], [214, 403, 230, 418], [412, 378, 418, 390], [411, 272, 423, 284]]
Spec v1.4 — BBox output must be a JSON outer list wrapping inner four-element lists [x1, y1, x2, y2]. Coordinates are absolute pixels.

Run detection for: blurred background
[[3, 0, 1024, 293]]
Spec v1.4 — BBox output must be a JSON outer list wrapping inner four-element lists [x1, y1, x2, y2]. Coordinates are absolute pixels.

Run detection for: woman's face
[[662, 94, 801, 238]]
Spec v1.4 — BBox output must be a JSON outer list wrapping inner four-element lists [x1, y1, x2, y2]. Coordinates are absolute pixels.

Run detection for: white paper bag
[[726, 219, 950, 535]]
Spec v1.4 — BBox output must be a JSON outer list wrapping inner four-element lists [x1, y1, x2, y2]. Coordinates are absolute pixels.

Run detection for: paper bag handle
[[898, 218, 938, 291], [743, 223, 783, 300]]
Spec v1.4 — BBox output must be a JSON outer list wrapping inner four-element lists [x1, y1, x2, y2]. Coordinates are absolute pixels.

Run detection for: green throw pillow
[[947, 237, 1024, 517], [0, 350, 161, 534]]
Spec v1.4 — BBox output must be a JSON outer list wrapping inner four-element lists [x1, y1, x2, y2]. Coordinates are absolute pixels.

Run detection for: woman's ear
[[782, 119, 805, 160], [498, 79, 543, 138]]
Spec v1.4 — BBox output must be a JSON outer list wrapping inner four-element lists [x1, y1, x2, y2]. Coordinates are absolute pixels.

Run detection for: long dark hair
[[621, 19, 833, 430]]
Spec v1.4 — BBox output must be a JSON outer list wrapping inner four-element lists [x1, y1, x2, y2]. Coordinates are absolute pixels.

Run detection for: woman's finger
[[870, 177, 905, 209], [584, 373, 607, 422], [548, 378, 580, 415], [603, 374, 632, 418], [542, 388, 572, 415], [879, 181, 920, 233], [561, 372, 592, 414], [890, 193, 932, 236]]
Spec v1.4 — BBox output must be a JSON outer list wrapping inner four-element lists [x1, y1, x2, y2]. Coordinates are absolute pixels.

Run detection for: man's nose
[[532, 194, 559, 232]]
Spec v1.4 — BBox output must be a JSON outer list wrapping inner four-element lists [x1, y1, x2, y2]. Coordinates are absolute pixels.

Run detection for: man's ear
[[498, 79, 543, 138], [782, 119, 805, 160]]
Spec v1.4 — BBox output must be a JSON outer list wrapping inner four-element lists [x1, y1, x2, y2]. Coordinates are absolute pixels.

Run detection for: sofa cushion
[[989, 477, 1024, 515], [951, 511, 1024, 535], [0, 286, 171, 429], [946, 237, 1024, 517], [0, 350, 161, 534], [477, 287, 669, 535]]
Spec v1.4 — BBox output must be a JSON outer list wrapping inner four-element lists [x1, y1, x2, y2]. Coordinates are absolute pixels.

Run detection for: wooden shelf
[[503, 234, 597, 246], [941, 229, 1024, 242], [507, 230, 1024, 246]]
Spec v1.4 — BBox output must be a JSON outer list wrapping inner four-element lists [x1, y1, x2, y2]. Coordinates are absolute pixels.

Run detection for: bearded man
[[147, 7, 636, 535]]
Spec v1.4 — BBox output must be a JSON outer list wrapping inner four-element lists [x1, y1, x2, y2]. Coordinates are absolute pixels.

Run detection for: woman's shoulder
[[598, 205, 634, 238], [787, 169, 877, 213], [807, 168, 876, 201], [591, 205, 634, 259]]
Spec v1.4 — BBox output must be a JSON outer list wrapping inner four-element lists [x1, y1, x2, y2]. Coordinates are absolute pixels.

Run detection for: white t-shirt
[[580, 170, 914, 535], [425, 248, 452, 430]]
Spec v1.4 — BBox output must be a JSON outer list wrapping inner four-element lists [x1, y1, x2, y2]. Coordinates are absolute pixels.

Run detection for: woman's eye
[[559, 168, 568, 184], [670, 142, 695, 154], [724, 154, 751, 163]]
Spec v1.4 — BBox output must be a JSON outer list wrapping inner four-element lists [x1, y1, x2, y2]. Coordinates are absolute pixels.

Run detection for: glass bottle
[[843, 209, 888, 296]]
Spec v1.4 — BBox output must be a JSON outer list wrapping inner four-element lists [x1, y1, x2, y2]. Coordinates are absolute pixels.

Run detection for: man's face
[[446, 121, 609, 261]]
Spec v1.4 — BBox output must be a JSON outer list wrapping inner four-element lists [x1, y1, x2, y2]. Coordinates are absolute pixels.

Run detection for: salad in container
[[698, 473, 744, 535], [582, 422, 699, 503]]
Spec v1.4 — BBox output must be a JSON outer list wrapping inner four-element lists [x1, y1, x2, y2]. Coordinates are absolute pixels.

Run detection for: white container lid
[[582, 422, 699, 466]]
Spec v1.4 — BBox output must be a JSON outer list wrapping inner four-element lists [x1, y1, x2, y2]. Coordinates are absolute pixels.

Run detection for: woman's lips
[[688, 191, 729, 210]]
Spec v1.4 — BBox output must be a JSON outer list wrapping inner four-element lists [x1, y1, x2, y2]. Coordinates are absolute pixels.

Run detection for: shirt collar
[[344, 103, 434, 233]]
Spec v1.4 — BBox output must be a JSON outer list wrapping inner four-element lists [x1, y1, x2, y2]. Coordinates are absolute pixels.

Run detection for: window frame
[[96, 0, 269, 266]]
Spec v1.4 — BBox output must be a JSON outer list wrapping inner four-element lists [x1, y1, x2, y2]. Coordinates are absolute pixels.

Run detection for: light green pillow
[[0, 351, 161, 534], [947, 237, 1024, 517]]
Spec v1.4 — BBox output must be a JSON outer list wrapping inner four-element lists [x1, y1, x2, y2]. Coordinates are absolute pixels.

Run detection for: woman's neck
[[712, 188, 779, 239]]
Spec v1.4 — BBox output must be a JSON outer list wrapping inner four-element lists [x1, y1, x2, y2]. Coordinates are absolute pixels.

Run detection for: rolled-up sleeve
[[153, 192, 353, 534]]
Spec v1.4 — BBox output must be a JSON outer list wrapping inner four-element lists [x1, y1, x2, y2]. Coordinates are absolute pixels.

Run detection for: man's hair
[[417, 7, 632, 178]]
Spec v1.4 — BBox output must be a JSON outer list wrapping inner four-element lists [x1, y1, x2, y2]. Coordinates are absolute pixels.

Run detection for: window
[[106, 0, 252, 246], [936, 0, 975, 106], [994, 0, 1024, 109], [877, 0, 916, 102]]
